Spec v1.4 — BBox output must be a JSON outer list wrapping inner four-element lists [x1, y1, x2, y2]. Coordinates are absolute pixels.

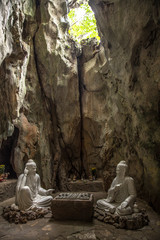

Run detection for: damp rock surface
[[0, 180, 17, 202], [89, 0, 160, 213]]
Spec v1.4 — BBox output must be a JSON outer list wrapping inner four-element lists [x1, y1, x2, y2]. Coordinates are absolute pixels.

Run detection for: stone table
[[51, 192, 94, 221]]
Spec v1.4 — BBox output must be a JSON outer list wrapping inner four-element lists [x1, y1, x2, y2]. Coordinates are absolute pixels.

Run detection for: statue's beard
[[117, 173, 125, 179], [28, 171, 36, 176]]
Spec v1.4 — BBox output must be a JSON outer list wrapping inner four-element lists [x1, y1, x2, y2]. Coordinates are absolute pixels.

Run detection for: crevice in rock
[[10, 127, 19, 178], [77, 52, 86, 178], [35, 0, 40, 7]]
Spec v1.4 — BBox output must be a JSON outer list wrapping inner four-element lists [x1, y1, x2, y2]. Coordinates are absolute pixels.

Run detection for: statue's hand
[[24, 167, 29, 176], [120, 201, 128, 209], [47, 189, 55, 195], [114, 183, 122, 192]]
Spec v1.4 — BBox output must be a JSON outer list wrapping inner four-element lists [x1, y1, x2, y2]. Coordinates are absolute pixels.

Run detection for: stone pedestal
[[94, 206, 149, 230], [51, 193, 94, 221], [66, 179, 104, 192]]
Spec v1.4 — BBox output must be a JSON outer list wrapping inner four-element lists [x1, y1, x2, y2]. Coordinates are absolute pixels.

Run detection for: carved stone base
[[2, 206, 50, 224], [94, 206, 149, 230]]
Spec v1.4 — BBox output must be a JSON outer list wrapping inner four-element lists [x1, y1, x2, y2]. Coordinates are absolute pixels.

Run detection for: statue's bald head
[[26, 159, 36, 173], [116, 160, 128, 177], [118, 160, 128, 168], [26, 159, 36, 166]]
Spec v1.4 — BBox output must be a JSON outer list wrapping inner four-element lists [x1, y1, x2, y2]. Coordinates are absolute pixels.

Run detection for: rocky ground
[[0, 197, 160, 240]]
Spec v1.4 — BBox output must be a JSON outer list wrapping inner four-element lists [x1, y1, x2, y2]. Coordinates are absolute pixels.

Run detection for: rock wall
[[89, 0, 160, 212], [0, 0, 81, 190], [0, 0, 160, 213], [78, 39, 109, 178]]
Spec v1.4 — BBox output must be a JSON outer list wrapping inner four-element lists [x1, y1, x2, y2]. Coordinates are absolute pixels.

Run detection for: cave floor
[[0, 197, 160, 240]]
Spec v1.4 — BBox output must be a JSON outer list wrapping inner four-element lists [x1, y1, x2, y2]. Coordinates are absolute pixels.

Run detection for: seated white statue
[[97, 161, 137, 215], [14, 159, 54, 210]]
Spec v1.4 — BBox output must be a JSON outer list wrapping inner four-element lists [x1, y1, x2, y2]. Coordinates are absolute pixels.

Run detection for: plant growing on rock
[[0, 165, 5, 174], [68, 0, 100, 42]]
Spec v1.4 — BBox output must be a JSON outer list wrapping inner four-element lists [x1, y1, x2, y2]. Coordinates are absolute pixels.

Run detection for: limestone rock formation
[[0, 0, 160, 214], [0, 0, 81, 190], [89, 0, 160, 212], [78, 38, 109, 178]]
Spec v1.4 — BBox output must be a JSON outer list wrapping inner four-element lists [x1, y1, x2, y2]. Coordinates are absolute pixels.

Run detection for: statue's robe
[[97, 176, 136, 215], [15, 173, 53, 210]]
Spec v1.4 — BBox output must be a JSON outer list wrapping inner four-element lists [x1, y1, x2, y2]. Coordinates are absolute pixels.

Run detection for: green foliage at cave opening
[[68, 0, 100, 43]]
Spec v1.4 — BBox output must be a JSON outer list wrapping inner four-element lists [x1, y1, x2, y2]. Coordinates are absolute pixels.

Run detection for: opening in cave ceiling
[[68, 0, 100, 42]]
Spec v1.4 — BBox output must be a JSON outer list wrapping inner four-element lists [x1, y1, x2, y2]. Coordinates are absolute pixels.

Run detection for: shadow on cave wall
[[0, 127, 19, 179]]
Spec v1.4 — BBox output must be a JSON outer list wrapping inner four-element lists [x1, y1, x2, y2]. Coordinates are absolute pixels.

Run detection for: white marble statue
[[97, 161, 137, 215], [14, 159, 54, 210]]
